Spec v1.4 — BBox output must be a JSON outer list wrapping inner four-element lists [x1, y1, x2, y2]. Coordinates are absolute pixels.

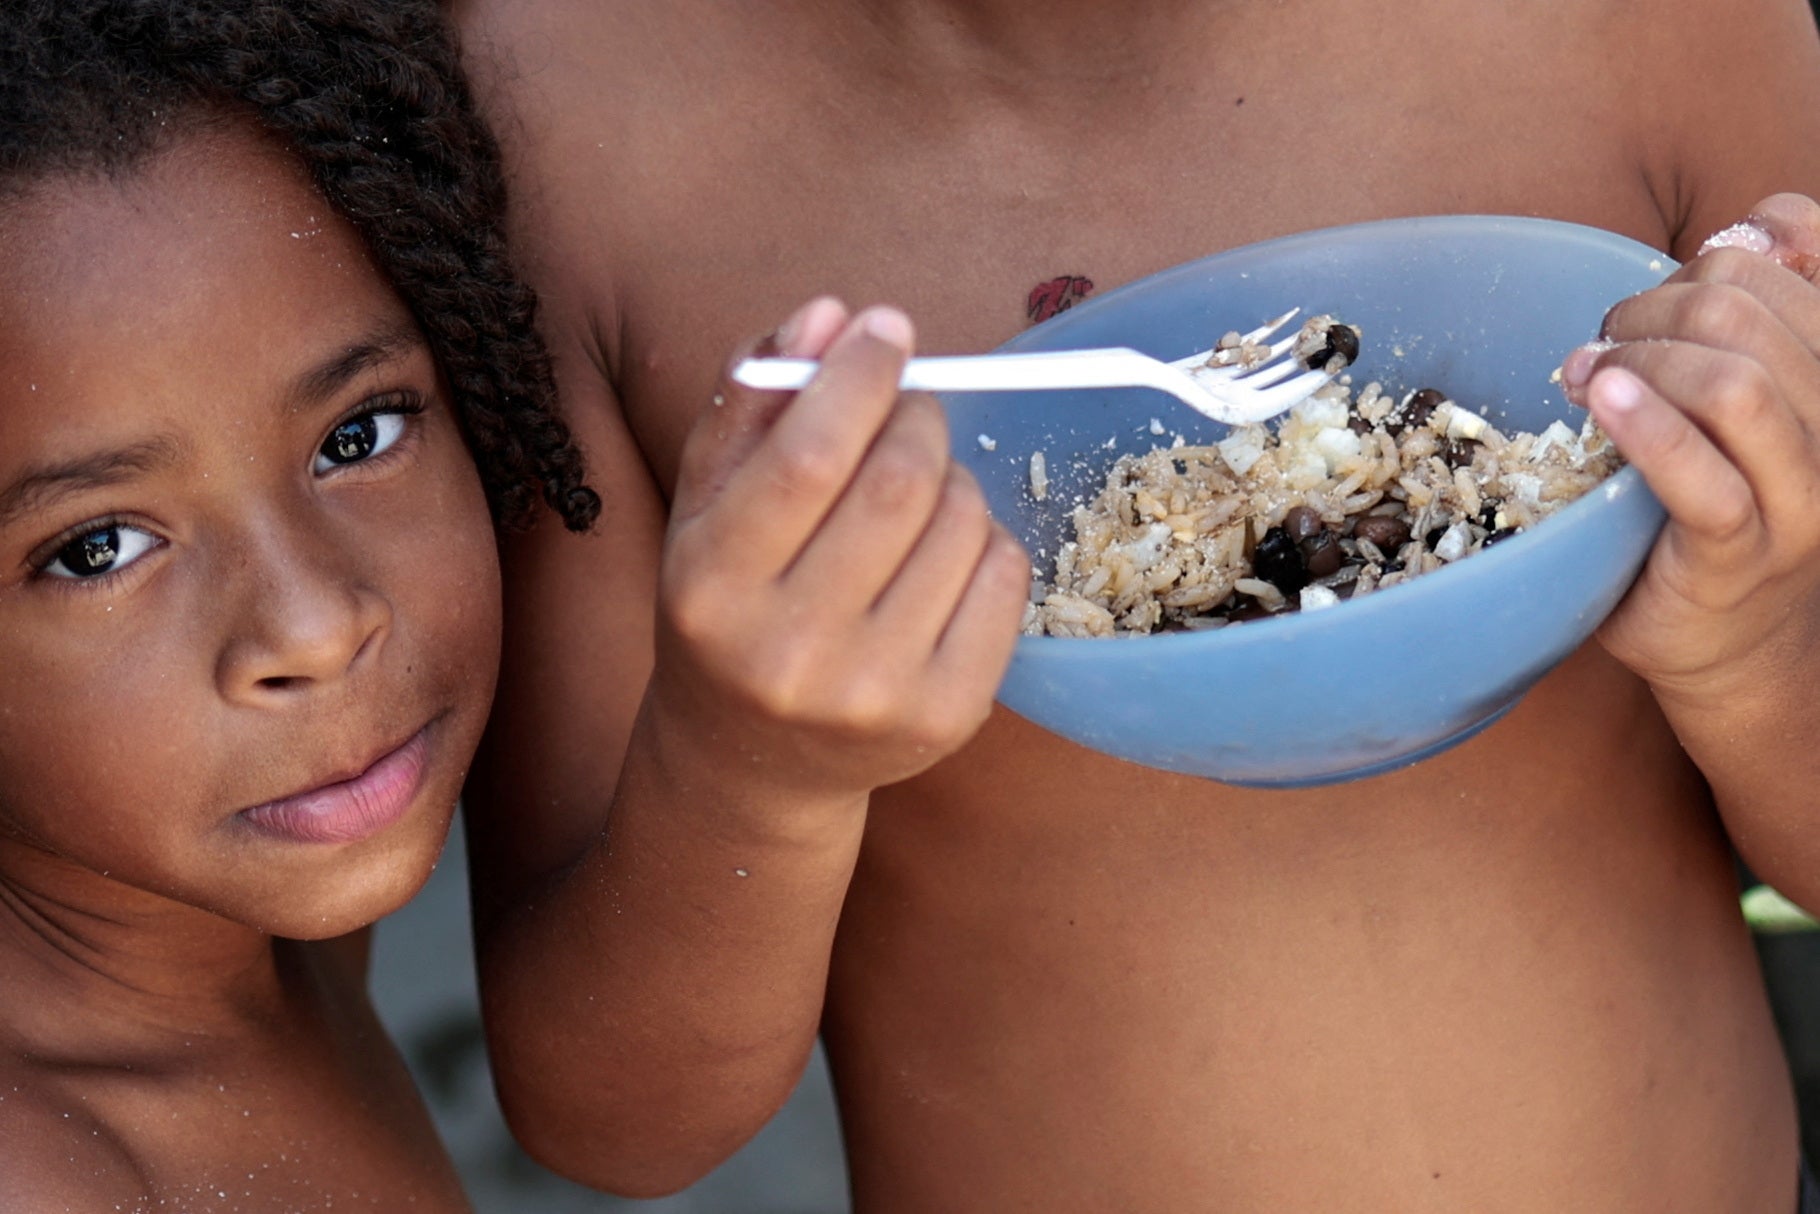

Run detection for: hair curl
[[0, 0, 599, 531]]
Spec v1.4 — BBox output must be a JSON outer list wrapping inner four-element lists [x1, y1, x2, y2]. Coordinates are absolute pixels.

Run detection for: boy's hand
[[647, 298, 1031, 805], [1560, 194, 1820, 705]]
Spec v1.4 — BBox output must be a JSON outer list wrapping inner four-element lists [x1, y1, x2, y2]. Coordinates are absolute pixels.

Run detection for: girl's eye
[[314, 409, 409, 473], [43, 524, 159, 580]]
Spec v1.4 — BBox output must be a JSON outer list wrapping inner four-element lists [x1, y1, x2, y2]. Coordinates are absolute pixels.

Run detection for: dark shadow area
[[1758, 933, 1820, 1166], [1741, 853, 1820, 1165]]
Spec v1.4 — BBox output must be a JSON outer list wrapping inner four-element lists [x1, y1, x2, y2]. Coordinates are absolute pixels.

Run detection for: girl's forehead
[[0, 125, 414, 441], [3, 123, 385, 335]]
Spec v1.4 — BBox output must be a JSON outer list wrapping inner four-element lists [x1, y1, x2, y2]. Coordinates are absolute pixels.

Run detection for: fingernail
[[860, 306, 915, 349], [1590, 367, 1644, 413], [1560, 340, 1615, 389], [1700, 221, 1773, 256], [776, 304, 812, 353]]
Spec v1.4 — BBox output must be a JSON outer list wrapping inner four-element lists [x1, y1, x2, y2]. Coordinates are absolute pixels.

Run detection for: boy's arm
[[1570, 0, 1820, 906], [1576, 199, 1820, 911], [449, 12, 808, 1189], [450, 15, 764, 1188], [459, 316, 842, 1193], [454, 143, 1027, 1190]]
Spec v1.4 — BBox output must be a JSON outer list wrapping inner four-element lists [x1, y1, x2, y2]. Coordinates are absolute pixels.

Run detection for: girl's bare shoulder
[[0, 1078, 146, 1213]]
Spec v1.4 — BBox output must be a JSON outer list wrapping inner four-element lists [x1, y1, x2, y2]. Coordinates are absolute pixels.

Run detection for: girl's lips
[[238, 727, 431, 845]]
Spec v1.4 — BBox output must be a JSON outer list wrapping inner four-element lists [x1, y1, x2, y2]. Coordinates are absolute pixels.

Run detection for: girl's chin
[[229, 810, 455, 939]]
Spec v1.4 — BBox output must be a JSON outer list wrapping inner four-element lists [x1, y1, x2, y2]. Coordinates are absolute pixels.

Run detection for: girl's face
[[0, 124, 502, 938]]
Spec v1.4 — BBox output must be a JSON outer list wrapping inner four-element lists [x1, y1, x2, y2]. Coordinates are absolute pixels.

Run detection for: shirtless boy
[[454, 2, 1820, 1209]]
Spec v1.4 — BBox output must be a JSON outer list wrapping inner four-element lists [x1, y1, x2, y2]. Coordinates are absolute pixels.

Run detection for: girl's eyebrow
[[0, 436, 182, 532], [291, 319, 426, 409], [0, 321, 427, 534]]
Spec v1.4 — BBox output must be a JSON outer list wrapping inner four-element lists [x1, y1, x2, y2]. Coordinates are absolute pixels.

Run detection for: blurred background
[[370, 820, 1820, 1212]]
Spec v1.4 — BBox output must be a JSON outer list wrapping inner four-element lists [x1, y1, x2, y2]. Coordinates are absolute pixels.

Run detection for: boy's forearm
[[475, 702, 868, 1197], [1656, 658, 1820, 907]]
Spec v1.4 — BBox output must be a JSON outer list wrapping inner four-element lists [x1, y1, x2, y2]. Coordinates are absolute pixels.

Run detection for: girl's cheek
[[402, 447, 502, 669], [0, 626, 199, 846]]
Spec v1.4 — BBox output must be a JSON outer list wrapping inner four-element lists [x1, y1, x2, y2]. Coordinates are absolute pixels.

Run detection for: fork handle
[[732, 349, 1155, 395]]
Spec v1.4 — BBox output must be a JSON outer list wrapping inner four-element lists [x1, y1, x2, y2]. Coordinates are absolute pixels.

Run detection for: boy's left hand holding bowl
[[1562, 194, 1820, 893]]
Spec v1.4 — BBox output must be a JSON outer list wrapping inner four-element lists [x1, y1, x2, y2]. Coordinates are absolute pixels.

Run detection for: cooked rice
[[1024, 325, 1621, 638]]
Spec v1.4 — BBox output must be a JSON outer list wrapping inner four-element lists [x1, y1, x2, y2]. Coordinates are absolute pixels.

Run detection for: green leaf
[[1742, 885, 1820, 934]]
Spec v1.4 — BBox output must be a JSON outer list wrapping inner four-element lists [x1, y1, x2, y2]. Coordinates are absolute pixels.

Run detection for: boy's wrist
[[1645, 648, 1811, 772], [628, 686, 874, 851]]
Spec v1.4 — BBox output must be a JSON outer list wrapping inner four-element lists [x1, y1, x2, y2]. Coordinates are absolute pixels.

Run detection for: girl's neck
[[0, 840, 292, 1057]]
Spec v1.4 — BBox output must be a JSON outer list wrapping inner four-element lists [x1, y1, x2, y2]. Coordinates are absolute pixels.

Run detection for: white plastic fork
[[730, 309, 1338, 426]]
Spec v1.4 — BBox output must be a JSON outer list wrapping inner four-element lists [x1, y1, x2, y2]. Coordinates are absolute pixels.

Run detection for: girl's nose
[[214, 531, 394, 703]]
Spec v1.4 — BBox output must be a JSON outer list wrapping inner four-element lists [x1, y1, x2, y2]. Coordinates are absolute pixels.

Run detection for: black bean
[[1351, 515, 1411, 549], [1251, 526, 1308, 594], [1438, 437, 1478, 469], [1325, 324, 1360, 367], [1424, 527, 1447, 549], [1388, 387, 1445, 436], [1283, 505, 1323, 541], [1300, 530, 1343, 577], [1407, 387, 1445, 421], [1299, 322, 1361, 371], [1478, 497, 1504, 530], [1482, 528, 1519, 548]]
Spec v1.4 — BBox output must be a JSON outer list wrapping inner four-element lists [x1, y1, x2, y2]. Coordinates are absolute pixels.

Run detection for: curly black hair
[[0, 0, 599, 532]]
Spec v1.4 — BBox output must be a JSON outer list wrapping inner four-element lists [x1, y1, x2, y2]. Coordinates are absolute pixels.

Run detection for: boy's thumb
[[670, 297, 850, 523], [1701, 193, 1820, 282]]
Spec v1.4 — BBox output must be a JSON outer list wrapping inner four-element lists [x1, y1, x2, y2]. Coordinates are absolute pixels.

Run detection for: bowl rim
[[995, 213, 1674, 357]]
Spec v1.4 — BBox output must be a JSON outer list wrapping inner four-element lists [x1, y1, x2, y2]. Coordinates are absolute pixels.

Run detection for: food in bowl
[[1025, 316, 1623, 638], [943, 216, 1668, 784]]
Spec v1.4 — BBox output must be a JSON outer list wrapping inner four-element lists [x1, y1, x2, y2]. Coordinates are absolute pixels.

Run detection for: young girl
[[0, 1, 595, 1208]]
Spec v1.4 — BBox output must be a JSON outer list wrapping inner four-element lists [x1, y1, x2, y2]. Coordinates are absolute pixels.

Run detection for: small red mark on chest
[[1026, 275, 1095, 324]]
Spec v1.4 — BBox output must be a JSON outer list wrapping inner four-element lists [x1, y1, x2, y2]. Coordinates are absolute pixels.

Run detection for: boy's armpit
[[1643, 0, 1820, 255]]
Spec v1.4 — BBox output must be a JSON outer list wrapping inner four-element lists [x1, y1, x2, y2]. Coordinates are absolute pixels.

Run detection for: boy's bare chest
[[574, 20, 1668, 488]]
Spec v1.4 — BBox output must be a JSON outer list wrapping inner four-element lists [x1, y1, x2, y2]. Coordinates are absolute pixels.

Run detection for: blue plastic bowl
[[945, 215, 1670, 786]]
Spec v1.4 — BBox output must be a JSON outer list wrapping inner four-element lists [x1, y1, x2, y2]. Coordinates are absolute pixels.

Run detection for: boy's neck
[[844, 0, 1231, 79], [0, 840, 292, 1056]]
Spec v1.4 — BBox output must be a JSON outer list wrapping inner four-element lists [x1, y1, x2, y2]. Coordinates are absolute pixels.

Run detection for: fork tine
[[1223, 369, 1336, 422], [1188, 333, 1300, 383], [1239, 308, 1301, 346], [1172, 310, 1301, 373], [1225, 357, 1306, 390]]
